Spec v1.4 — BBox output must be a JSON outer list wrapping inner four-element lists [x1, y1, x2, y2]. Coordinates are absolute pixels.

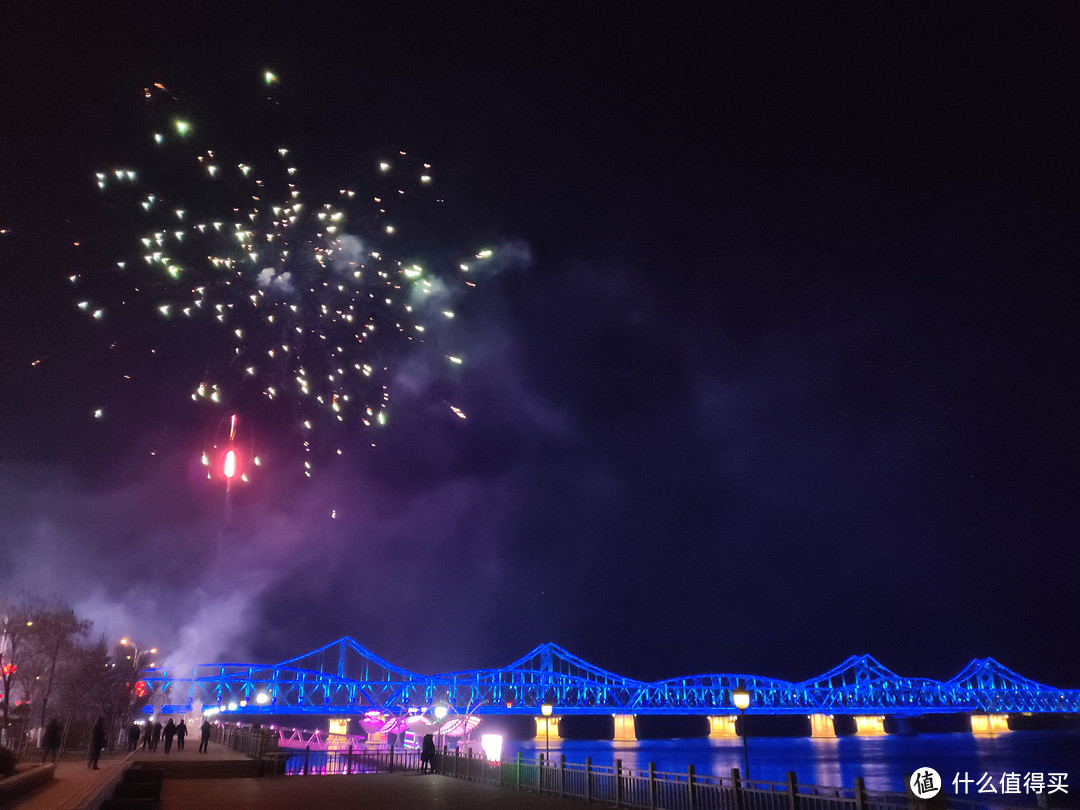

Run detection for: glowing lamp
[[732, 688, 751, 778], [480, 734, 503, 763], [256, 692, 270, 705], [227, 701, 238, 711], [434, 704, 448, 720], [540, 704, 554, 764]]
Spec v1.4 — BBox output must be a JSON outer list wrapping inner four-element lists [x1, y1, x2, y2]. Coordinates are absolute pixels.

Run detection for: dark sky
[[2, 3, 1078, 689]]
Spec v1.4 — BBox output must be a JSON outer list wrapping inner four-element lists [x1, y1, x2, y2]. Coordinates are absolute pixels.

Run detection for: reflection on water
[[505, 731, 1079, 802]]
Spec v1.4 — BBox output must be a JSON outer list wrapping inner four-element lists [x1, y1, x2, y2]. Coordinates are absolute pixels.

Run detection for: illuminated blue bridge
[[141, 637, 1080, 737]]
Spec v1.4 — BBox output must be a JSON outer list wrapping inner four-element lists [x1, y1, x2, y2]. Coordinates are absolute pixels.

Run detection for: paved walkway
[[160, 771, 596, 810], [7, 750, 129, 810], [7, 738, 248, 810], [8, 742, 593, 810]]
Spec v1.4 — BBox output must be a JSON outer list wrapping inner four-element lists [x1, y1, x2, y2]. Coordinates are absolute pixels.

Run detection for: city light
[[480, 734, 502, 763]]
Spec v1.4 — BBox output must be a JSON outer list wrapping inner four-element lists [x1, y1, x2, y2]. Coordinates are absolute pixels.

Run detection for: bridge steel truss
[[139, 637, 1080, 719]]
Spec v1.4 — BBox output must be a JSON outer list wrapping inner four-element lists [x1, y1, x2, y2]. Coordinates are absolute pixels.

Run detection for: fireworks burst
[[73, 76, 486, 476]]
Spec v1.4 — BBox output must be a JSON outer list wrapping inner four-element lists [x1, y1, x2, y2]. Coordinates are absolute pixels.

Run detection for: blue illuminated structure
[[139, 637, 1080, 717]]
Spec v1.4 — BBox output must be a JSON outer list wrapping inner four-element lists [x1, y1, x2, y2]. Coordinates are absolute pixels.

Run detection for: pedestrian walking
[[126, 722, 140, 751], [141, 721, 152, 750], [151, 720, 162, 751], [88, 717, 106, 769], [176, 718, 187, 750], [199, 719, 211, 753], [163, 718, 176, 754], [41, 718, 62, 763]]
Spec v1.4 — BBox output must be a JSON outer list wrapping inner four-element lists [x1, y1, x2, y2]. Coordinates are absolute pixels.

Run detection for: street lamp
[[119, 638, 158, 733], [732, 687, 751, 779], [434, 704, 448, 750], [541, 703, 553, 766], [120, 639, 157, 670]]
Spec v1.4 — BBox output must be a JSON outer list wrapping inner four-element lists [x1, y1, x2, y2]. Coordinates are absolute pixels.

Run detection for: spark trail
[[73, 75, 487, 476]]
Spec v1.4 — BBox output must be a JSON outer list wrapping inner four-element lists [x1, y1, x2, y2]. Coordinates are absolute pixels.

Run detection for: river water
[[500, 732, 1078, 804]]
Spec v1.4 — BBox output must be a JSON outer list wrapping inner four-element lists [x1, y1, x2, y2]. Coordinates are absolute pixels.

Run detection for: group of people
[[37, 715, 216, 770], [131, 718, 187, 752], [128, 717, 212, 754]]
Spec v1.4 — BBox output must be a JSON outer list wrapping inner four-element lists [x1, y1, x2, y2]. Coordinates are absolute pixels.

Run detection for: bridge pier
[[854, 715, 887, 736], [809, 713, 836, 738], [707, 715, 739, 738], [971, 714, 1010, 734], [533, 715, 562, 741], [612, 714, 637, 741]]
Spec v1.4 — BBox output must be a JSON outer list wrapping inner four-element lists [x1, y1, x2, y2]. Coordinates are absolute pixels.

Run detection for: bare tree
[[0, 603, 37, 744], [25, 606, 92, 728], [52, 637, 115, 752]]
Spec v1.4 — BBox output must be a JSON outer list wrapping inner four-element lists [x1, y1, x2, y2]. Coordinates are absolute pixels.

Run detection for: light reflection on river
[[502, 731, 1078, 803]]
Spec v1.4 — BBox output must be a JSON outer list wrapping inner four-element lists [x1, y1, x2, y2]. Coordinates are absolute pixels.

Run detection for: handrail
[[208, 721, 1037, 810], [431, 750, 1034, 810]]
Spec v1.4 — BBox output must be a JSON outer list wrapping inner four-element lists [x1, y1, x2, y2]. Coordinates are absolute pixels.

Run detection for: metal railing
[[432, 751, 1037, 810], [275, 745, 422, 776], [210, 723, 422, 776], [204, 723, 1041, 810]]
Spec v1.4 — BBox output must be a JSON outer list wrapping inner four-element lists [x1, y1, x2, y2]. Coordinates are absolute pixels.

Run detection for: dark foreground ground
[[6, 741, 590, 809], [159, 770, 594, 809]]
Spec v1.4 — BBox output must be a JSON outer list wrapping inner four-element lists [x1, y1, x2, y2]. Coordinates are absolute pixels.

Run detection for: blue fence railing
[[211, 723, 1045, 810], [430, 750, 1038, 810]]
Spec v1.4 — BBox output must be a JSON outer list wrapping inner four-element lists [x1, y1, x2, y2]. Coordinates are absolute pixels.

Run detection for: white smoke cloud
[[257, 267, 294, 294], [467, 239, 533, 278], [332, 235, 366, 276]]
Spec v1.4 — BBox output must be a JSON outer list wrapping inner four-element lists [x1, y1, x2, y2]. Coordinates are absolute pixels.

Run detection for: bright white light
[[481, 734, 503, 762], [223, 449, 237, 479]]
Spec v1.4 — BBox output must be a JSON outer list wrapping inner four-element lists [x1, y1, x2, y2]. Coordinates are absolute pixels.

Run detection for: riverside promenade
[[6, 741, 590, 810], [159, 769, 602, 809]]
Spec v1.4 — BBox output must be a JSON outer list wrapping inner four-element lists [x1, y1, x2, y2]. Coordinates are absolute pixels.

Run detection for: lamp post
[[732, 688, 751, 779], [434, 704, 448, 750], [118, 638, 158, 739], [120, 638, 157, 670], [119, 639, 157, 702], [541, 703, 553, 766]]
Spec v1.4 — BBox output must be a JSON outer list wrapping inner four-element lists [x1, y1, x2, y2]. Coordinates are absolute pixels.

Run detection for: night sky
[[2, 4, 1078, 690]]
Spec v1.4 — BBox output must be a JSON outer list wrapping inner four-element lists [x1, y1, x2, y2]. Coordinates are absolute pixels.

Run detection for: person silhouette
[[420, 733, 436, 773], [88, 717, 106, 769], [126, 722, 140, 751], [163, 718, 177, 754], [42, 718, 62, 763]]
